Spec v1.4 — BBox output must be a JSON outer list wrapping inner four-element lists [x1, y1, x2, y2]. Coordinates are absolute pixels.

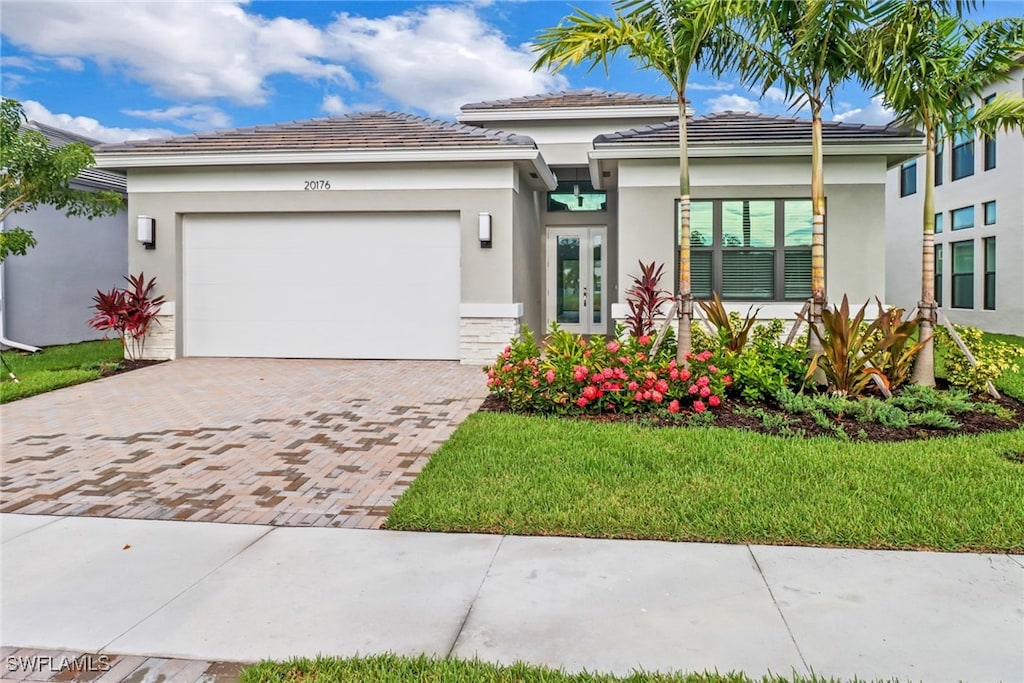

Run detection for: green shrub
[[937, 325, 1023, 394], [890, 384, 973, 413], [908, 410, 962, 429]]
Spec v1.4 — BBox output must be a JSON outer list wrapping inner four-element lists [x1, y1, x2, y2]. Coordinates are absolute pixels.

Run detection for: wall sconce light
[[478, 212, 492, 248], [137, 216, 156, 250]]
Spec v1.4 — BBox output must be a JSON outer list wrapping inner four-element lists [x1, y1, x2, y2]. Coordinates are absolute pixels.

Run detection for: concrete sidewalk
[[2, 514, 1022, 682]]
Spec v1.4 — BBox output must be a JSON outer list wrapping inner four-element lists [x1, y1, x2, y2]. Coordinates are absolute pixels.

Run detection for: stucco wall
[[885, 66, 1024, 335], [615, 156, 889, 318], [512, 169, 544, 336], [2, 191, 127, 347], [124, 161, 523, 358]]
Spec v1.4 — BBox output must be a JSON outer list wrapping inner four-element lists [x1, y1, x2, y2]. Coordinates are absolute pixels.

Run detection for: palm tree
[[859, 1, 1024, 385], [724, 0, 869, 368], [531, 0, 736, 364]]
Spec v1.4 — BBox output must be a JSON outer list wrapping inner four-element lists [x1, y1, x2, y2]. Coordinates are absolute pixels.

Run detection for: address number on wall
[[304, 180, 331, 190]]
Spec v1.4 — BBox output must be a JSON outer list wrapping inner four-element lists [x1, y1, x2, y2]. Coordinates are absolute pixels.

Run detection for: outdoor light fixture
[[137, 216, 156, 249], [478, 212, 492, 248]]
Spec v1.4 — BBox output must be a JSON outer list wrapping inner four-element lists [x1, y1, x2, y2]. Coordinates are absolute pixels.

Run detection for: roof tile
[[461, 89, 676, 111], [96, 111, 537, 154]]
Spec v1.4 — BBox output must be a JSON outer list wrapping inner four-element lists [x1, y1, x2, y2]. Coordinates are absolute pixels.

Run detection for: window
[[983, 94, 996, 170], [934, 212, 943, 234], [935, 139, 944, 186], [680, 198, 814, 301], [984, 237, 996, 310], [951, 129, 974, 180], [900, 161, 917, 196], [951, 240, 974, 309], [547, 169, 606, 212], [984, 201, 996, 225], [951, 206, 974, 231], [935, 243, 943, 308]]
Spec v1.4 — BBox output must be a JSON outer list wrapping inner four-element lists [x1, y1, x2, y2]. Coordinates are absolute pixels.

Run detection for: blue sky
[[1, 1, 1018, 143]]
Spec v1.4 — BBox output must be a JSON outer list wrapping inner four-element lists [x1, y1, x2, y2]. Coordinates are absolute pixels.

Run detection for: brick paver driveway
[[1, 359, 487, 528]]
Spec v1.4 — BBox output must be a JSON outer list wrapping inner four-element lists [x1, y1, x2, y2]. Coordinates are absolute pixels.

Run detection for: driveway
[[1, 359, 487, 528]]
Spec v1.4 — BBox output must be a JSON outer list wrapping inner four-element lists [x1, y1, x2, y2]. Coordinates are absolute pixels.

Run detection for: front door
[[546, 227, 606, 335]]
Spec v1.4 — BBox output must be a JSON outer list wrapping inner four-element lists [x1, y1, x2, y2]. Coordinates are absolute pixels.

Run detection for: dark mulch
[[478, 389, 1024, 443], [101, 359, 168, 376]]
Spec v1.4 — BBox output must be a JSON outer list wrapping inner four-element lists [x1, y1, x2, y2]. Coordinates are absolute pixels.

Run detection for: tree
[[858, 3, 1024, 385], [0, 97, 123, 262], [726, 0, 869, 369], [531, 0, 737, 363]]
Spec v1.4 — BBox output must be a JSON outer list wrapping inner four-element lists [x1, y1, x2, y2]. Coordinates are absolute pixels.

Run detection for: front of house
[[94, 90, 921, 364]]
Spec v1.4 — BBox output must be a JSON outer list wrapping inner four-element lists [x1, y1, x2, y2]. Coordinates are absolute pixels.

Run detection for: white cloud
[[122, 105, 232, 131], [321, 95, 348, 115], [22, 100, 174, 143], [764, 86, 787, 103], [689, 81, 735, 92], [0, 1, 351, 104], [52, 56, 83, 71], [833, 95, 895, 125], [1, 55, 39, 70], [324, 6, 568, 117], [707, 94, 760, 113]]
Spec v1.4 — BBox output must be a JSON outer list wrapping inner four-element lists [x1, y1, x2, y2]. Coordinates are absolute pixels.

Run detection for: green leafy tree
[[1, 97, 123, 261], [531, 0, 737, 364], [858, 3, 1024, 385], [723, 0, 869, 371]]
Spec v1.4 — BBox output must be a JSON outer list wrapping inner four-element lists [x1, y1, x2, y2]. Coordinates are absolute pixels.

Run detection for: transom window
[[547, 168, 607, 212], [679, 198, 814, 301]]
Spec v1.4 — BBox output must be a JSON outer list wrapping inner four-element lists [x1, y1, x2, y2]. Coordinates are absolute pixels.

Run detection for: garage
[[182, 212, 461, 359]]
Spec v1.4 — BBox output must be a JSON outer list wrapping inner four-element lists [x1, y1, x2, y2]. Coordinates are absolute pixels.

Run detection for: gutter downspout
[[0, 220, 42, 353]]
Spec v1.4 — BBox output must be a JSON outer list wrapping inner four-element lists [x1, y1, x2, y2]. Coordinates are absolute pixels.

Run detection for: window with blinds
[[677, 198, 815, 301]]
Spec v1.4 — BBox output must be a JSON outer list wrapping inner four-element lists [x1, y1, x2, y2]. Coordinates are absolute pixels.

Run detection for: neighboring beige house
[[886, 60, 1024, 336], [94, 90, 921, 364]]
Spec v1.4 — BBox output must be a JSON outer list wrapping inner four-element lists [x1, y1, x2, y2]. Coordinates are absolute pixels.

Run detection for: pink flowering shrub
[[485, 324, 728, 415]]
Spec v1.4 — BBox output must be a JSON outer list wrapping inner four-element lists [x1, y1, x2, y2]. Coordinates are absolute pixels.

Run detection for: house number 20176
[[304, 180, 331, 190]]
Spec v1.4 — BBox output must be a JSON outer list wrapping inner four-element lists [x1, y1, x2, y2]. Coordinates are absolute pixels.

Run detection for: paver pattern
[[1, 647, 244, 683], [1, 359, 486, 528]]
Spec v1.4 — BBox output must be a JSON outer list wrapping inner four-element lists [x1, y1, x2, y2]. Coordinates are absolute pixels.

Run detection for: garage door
[[183, 213, 460, 359]]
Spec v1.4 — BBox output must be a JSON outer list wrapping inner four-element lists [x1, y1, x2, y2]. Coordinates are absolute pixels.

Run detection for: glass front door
[[546, 227, 605, 335]]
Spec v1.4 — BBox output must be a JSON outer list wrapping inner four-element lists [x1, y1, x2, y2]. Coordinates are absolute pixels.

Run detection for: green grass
[[387, 411, 1024, 552], [0, 339, 124, 403], [240, 654, 892, 683]]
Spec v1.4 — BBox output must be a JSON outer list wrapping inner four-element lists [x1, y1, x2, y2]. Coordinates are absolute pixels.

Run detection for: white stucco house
[[2, 122, 128, 348], [93, 90, 922, 364], [885, 59, 1024, 336]]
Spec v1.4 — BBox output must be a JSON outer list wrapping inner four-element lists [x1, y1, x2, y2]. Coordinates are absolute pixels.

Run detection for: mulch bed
[[478, 388, 1024, 444], [101, 359, 168, 376]]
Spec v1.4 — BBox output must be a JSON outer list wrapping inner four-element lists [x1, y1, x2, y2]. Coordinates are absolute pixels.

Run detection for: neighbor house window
[[951, 240, 974, 309], [935, 139, 944, 186], [935, 243, 943, 308], [680, 198, 814, 301], [984, 200, 996, 225], [900, 161, 917, 196], [951, 206, 974, 231], [951, 129, 974, 180], [984, 237, 996, 310], [934, 212, 943, 234], [983, 94, 996, 170]]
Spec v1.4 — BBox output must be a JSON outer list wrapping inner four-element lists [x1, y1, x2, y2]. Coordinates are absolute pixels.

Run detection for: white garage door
[[183, 212, 460, 359]]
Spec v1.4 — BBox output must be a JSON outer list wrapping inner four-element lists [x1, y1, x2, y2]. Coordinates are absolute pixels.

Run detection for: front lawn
[[240, 654, 879, 683], [0, 339, 124, 403]]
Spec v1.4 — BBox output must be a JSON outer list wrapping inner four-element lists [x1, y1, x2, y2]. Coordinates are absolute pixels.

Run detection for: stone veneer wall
[[133, 302, 176, 360], [458, 303, 524, 365]]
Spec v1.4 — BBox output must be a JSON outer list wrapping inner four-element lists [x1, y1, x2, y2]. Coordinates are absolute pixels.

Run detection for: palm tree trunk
[[912, 126, 937, 386], [808, 103, 826, 382], [676, 90, 693, 365]]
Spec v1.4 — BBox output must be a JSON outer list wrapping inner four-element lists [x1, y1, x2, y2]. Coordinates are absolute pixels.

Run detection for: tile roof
[[594, 110, 920, 144], [96, 111, 537, 154], [461, 89, 677, 111], [27, 121, 127, 192]]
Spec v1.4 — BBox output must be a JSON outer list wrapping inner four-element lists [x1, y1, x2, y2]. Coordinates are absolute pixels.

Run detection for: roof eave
[[94, 146, 558, 191], [589, 139, 926, 160]]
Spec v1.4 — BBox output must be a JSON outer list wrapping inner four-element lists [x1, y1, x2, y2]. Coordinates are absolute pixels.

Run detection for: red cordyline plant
[[88, 272, 165, 361], [625, 261, 674, 339]]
